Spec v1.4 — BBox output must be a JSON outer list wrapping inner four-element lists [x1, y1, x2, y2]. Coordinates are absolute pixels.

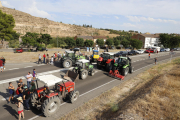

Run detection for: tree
[[21, 32, 39, 47], [96, 39, 104, 46], [105, 38, 113, 46], [76, 38, 84, 47], [113, 39, 120, 47], [169, 36, 180, 48], [159, 34, 171, 48], [84, 39, 94, 47], [121, 39, 130, 48], [39, 34, 52, 47], [0, 10, 15, 46], [129, 39, 143, 49], [64, 37, 76, 48]]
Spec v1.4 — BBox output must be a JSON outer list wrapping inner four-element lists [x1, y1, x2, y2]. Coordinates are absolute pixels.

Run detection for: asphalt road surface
[[0, 52, 179, 120]]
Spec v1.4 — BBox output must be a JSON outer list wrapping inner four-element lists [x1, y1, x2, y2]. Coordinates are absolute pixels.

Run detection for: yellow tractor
[[91, 50, 100, 62]]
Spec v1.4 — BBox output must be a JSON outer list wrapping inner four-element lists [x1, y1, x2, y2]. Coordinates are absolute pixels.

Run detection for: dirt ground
[[0, 49, 123, 63]]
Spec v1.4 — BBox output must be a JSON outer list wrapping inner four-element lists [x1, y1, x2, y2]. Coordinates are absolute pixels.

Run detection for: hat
[[17, 97, 22, 101], [24, 85, 27, 89]]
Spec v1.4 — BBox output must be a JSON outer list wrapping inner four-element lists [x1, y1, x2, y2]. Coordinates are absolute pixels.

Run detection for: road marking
[[8, 68, 19, 70], [28, 113, 43, 120], [24, 66, 33, 68]]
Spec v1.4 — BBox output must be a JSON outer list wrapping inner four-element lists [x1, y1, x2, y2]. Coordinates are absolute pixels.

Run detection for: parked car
[[136, 49, 144, 54], [160, 48, 165, 52], [164, 48, 170, 52], [16, 48, 23, 53], [177, 48, 180, 51], [128, 50, 138, 55], [145, 49, 154, 53], [36, 47, 48, 52], [115, 51, 129, 57]]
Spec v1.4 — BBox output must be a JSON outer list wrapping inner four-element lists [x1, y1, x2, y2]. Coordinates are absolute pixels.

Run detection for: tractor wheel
[[106, 62, 112, 72], [80, 70, 88, 79], [30, 92, 38, 107], [69, 91, 79, 103], [42, 96, 61, 117], [63, 59, 72, 68], [122, 67, 129, 76], [90, 69, 95, 76], [129, 66, 133, 73], [97, 61, 101, 69]]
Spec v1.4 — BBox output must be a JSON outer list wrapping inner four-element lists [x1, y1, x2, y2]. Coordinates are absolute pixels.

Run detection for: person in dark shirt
[[0, 57, 3, 72], [23, 86, 30, 110], [1, 56, 5, 70]]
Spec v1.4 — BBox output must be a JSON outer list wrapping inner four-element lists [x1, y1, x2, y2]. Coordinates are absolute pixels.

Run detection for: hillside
[[0, 6, 119, 38]]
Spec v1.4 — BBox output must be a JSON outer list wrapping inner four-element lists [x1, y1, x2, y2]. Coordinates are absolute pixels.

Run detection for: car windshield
[[102, 53, 110, 59]]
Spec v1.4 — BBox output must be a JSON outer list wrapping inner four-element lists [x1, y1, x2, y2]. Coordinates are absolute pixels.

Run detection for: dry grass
[[59, 57, 180, 120]]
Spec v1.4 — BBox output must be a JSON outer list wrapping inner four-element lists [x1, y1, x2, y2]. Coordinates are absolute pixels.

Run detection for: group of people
[[8, 69, 37, 120], [38, 51, 63, 65], [0, 56, 5, 72]]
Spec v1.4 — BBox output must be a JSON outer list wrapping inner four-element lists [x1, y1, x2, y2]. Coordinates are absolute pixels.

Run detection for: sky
[[1, 0, 180, 34]]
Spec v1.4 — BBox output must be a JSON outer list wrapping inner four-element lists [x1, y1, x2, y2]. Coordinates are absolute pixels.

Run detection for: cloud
[[1, 1, 14, 8], [127, 16, 180, 24], [115, 16, 119, 19], [121, 23, 137, 28]]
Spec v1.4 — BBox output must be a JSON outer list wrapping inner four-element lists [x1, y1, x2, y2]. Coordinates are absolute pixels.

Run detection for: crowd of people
[[8, 69, 37, 120]]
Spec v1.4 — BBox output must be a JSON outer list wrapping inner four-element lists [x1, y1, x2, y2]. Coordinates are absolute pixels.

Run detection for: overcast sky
[[1, 0, 180, 33]]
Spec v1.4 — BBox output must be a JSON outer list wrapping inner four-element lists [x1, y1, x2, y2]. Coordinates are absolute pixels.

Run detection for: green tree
[[64, 37, 76, 48], [39, 34, 52, 47], [0, 10, 15, 45], [10, 32, 20, 40], [159, 34, 171, 48], [113, 39, 120, 47], [76, 38, 84, 47], [21, 32, 39, 47], [130, 39, 143, 49], [84, 39, 94, 47], [121, 39, 130, 48], [105, 38, 113, 46], [96, 39, 104, 46], [169, 36, 180, 48]]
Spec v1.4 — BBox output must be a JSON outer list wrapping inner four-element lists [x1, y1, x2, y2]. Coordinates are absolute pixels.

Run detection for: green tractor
[[72, 59, 95, 80], [110, 56, 133, 76], [61, 50, 85, 68]]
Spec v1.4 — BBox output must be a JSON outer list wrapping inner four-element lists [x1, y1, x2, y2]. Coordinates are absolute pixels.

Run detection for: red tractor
[[31, 73, 79, 117], [97, 52, 115, 72]]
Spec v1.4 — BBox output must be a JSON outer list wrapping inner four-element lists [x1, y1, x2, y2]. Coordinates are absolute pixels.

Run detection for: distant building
[[92, 36, 108, 43], [131, 34, 160, 48]]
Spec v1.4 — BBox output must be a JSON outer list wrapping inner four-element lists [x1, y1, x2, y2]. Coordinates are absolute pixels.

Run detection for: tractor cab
[[91, 50, 99, 62]]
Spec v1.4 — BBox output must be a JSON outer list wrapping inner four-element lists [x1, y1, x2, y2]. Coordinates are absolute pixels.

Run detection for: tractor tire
[[31, 92, 38, 107], [90, 69, 95, 76], [69, 91, 79, 103], [80, 70, 88, 80], [42, 96, 61, 117], [122, 67, 129, 76], [97, 61, 101, 69], [129, 66, 133, 73], [106, 62, 112, 72], [63, 59, 72, 68]]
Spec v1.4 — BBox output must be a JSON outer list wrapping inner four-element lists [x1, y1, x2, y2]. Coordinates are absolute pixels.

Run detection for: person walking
[[0, 57, 3, 72], [26, 72, 32, 89], [154, 58, 157, 64], [32, 69, 37, 82], [43, 53, 46, 63], [38, 54, 42, 64], [149, 53, 151, 58], [16, 97, 24, 120], [23, 86, 30, 111], [8, 82, 15, 104], [1, 56, 6, 70]]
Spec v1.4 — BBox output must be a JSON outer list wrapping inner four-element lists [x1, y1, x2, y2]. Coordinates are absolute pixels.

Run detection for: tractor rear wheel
[[80, 70, 88, 79], [129, 66, 133, 73], [122, 67, 129, 76], [63, 59, 72, 68], [97, 61, 101, 69], [106, 62, 112, 72], [42, 96, 61, 117], [69, 91, 79, 103], [90, 69, 95, 76], [31, 92, 38, 107]]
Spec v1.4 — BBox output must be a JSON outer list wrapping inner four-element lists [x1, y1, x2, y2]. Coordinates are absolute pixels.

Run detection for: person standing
[[149, 53, 151, 58], [46, 54, 49, 64], [63, 52, 66, 56], [16, 97, 24, 120], [50, 56, 54, 65], [1, 56, 5, 70], [38, 54, 41, 64], [32, 69, 37, 82], [106, 47, 109, 52], [43, 53, 46, 63], [154, 58, 157, 64], [26, 72, 32, 89], [23, 86, 30, 111], [8, 82, 15, 104], [0, 57, 3, 72], [16, 84, 23, 97], [57, 51, 60, 60]]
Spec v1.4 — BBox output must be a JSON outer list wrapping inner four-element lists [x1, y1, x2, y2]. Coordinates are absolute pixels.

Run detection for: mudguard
[[98, 57, 103, 62], [123, 65, 129, 68], [106, 59, 113, 64]]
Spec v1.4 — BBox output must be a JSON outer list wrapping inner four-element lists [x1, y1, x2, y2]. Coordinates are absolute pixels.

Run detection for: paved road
[[0, 52, 179, 120]]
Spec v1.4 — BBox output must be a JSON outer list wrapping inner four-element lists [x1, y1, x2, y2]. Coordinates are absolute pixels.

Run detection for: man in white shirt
[[38, 54, 42, 64], [26, 72, 32, 89]]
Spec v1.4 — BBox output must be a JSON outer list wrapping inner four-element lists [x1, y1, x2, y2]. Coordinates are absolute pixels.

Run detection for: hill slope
[[0, 7, 119, 38]]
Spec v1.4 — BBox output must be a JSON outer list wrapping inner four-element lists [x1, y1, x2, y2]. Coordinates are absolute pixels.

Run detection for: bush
[[9, 40, 19, 48], [47, 44, 53, 48]]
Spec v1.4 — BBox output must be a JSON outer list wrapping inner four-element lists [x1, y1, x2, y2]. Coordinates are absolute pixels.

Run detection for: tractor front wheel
[[80, 70, 88, 79], [30, 92, 38, 107], [42, 96, 61, 117], [63, 59, 72, 68], [122, 67, 129, 76], [90, 69, 95, 76], [69, 91, 79, 103], [129, 66, 133, 73]]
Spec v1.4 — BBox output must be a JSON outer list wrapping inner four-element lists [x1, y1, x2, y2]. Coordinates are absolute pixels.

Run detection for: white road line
[[8, 68, 19, 70], [28, 114, 43, 120], [24, 66, 33, 68]]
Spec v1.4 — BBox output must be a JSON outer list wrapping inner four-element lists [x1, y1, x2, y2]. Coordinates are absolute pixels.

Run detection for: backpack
[[16, 87, 20, 95]]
